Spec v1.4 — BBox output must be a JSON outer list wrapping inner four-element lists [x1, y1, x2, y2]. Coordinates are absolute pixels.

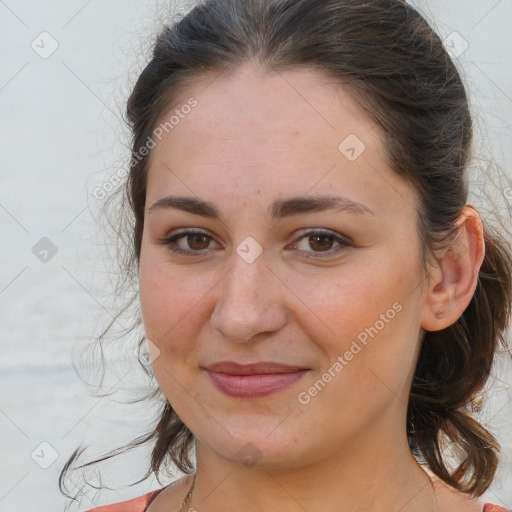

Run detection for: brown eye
[[156, 229, 221, 256], [290, 229, 352, 258], [308, 234, 335, 252], [187, 233, 211, 250]]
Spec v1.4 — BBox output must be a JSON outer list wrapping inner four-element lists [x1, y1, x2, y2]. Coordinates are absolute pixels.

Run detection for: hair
[[60, 0, 512, 504]]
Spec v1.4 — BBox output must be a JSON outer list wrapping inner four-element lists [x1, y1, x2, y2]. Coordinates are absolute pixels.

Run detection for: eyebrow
[[147, 194, 375, 219]]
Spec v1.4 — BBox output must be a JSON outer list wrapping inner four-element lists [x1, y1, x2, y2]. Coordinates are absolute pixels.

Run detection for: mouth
[[203, 361, 310, 398]]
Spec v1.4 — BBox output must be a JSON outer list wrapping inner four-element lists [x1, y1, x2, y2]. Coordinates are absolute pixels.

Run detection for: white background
[[1, 1, 511, 510]]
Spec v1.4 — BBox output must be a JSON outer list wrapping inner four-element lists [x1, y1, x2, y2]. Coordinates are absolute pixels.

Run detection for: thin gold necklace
[[179, 473, 196, 512], [428, 475, 441, 512], [178, 472, 440, 512]]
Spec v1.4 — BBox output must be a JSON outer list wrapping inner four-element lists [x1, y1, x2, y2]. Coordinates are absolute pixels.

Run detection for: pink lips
[[204, 361, 309, 398]]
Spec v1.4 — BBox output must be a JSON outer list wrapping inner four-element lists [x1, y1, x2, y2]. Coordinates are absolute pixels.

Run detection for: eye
[[287, 229, 352, 257], [155, 229, 221, 256], [155, 228, 351, 258]]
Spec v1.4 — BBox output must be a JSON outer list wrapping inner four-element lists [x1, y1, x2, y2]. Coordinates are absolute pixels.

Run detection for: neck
[[189, 418, 437, 512]]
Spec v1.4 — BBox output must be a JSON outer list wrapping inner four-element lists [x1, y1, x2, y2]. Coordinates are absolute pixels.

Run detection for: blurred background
[[1, 1, 511, 510]]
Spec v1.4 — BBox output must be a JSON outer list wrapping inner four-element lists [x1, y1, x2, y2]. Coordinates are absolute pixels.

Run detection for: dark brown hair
[[60, 0, 512, 504]]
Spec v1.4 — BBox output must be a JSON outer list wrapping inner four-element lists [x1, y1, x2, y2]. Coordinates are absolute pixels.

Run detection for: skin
[[139, 63, 486, 512]]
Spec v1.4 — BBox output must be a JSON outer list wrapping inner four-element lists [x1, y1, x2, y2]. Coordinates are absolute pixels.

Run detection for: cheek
[[282, 258, 405, 349], [138, 249, 211, 352], [282, 255, 420, 404]]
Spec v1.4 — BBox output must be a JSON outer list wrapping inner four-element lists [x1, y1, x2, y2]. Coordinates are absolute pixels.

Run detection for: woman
[[60, 0, 512, 511]]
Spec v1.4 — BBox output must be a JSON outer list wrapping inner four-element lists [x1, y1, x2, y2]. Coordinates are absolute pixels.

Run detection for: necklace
[[427, 475, 441, 512], [178, 472, 440, 512], [179, 473, 196, 512]]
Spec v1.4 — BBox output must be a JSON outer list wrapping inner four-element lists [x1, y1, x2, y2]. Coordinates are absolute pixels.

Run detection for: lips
[[204, 361, 309, 398], [206, 361, 306, 375]]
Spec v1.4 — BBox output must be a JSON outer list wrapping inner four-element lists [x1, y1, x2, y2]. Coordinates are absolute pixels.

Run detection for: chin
[[193, 414, 318, 471]]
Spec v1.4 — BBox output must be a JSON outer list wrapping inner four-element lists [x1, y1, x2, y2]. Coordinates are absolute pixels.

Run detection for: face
[[139, 63, 429, 470]]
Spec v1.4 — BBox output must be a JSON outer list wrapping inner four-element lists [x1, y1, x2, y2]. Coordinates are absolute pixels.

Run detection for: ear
[[421, 205, 485, 331]]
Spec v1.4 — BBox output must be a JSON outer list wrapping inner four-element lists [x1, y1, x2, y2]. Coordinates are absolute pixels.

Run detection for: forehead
[[146, 63, 418, 220], [153, 63, 377, 159]]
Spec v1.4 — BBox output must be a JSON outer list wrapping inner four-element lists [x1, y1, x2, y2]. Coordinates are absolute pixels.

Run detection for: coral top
[[84, 487, 510, 512]]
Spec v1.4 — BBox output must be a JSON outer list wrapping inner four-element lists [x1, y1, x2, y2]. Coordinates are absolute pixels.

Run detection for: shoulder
[[83, 487, 167, 512], [483, 505, 511, 512], [428, 471, 509, 512]]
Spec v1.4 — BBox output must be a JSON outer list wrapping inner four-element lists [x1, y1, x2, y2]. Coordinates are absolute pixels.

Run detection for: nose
[[210, 250, 288, 343]]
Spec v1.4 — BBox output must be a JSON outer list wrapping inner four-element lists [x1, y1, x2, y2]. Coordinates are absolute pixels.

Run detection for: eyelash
[[155, 229, 352, 258]]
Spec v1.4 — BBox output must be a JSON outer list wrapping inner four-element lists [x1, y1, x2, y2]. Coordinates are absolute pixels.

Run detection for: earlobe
[[421, 205, 485, 332]]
